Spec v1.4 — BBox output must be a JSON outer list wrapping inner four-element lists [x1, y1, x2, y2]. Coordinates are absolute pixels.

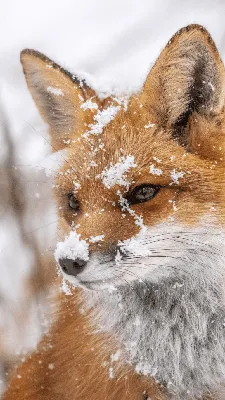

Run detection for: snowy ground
[[1, 0, 225, 395]]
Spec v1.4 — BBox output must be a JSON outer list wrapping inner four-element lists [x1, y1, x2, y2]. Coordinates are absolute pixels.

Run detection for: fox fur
[[3, 24, 225, 400]]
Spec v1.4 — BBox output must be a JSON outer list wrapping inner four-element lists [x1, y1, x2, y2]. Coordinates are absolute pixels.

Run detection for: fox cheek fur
[[4, 24, 225, 400]]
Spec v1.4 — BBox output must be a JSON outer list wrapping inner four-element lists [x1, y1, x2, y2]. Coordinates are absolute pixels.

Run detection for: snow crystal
[[80, 98, 98, 110], [89, 235, 104, 243], [73, 182, 80, 193], [149, 164, 162, 176], [47, 86, 64, 96], [63, 139, 71, 145], [168, 199, 177, 212], [78, 94, 84, 102], [135, 362, 157, 377], [116, 190, 146, 232], [86, 105, 120, 135], [101, 155, 136, 189], [153, 157, 161, 163], [54, 231, 89, 263], [170, 169, 185, 184], [208, 81, 215, 92], [48, 363, 55, 370], [90, 160, 98, 167], [113, 96, 129, 111], [109, 367, 114, 379], [110, 350, 121, 362], [61, 278, 72, 295], [134, 214, 146, 231], [144, 122, 155, 129]]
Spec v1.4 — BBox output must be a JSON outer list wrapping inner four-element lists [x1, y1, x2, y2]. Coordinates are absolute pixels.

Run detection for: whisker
[[28, 219, 58, 234], [13, 164, 74, 187]]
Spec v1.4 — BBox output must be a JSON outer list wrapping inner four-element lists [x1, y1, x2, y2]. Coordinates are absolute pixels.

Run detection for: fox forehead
[[54, 102, 218, 195]]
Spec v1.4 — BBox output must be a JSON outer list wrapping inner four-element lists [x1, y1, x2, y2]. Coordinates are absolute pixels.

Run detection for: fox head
[[21, 24, 225, 291]]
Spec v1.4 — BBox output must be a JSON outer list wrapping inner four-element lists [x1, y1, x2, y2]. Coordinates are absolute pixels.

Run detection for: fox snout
[[59, 257, 87, 277]]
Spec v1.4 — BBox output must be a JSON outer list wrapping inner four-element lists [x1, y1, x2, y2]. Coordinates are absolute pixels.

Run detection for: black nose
[[59, 258, 87, 277]]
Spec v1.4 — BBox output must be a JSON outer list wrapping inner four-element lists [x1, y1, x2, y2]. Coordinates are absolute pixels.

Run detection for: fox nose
[[59, 258, 87, 277]]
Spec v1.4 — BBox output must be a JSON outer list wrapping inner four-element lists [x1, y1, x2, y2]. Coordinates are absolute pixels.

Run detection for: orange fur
[[3, 291, 164, 399]]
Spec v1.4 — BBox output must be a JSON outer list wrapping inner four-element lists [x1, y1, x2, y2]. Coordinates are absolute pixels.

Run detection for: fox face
[[21, 24, 225, 398], [21, 25, 225, 291]]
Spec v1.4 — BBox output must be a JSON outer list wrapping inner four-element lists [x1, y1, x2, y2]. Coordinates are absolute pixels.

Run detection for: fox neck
[[84, 229, 225, 399]]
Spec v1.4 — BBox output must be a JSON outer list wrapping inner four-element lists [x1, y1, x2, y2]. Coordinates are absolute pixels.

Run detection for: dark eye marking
[[126, 183, 160, 205], [68, 193, 80, 210]]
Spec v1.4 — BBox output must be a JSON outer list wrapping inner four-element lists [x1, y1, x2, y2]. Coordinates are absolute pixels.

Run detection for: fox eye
[[68, 193, 80, 210], [126, 184, 160, 205]]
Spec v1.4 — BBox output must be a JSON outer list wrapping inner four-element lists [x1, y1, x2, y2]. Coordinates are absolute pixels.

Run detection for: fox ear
[[20, 49, 95, 148], [141, 24, 225, 142]]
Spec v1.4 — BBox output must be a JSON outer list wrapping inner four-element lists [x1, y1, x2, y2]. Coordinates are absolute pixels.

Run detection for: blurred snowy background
[[1, 0, 225, 395]]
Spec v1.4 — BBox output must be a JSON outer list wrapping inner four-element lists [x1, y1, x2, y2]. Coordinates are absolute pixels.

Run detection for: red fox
[[3, 24, 225, 400]]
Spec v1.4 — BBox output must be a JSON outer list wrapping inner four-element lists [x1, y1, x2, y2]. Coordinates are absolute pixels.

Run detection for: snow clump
[[86, 105, 120, 135], [47, 86, 64, 96], [149, 164, 162, 176], [101, 155, 136, 189], [54, 231, 89, 263], [80, 98, 98, 110], [170, 169, 185, 184]]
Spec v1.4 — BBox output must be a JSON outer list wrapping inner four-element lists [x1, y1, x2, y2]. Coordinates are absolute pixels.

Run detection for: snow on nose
[[54, 231, 89, 265]]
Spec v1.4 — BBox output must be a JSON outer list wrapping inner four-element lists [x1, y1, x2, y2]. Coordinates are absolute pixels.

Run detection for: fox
[[3, 23, 225, 400]]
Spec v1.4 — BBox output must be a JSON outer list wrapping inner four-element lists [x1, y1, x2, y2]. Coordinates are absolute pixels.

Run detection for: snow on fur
[[89, 235, 105, 243], [80, 98, 98, 110], [86, 105, 120, 135], [47, 86, 64, 96], [170, 169, 185, 184], [74, 182, 81, 193], [101, 155, 136, 189], [54, 231, 89, 262], [144, 122, 155, 128], [119, 230, 152, 258], [149, 163, 163, 176]]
